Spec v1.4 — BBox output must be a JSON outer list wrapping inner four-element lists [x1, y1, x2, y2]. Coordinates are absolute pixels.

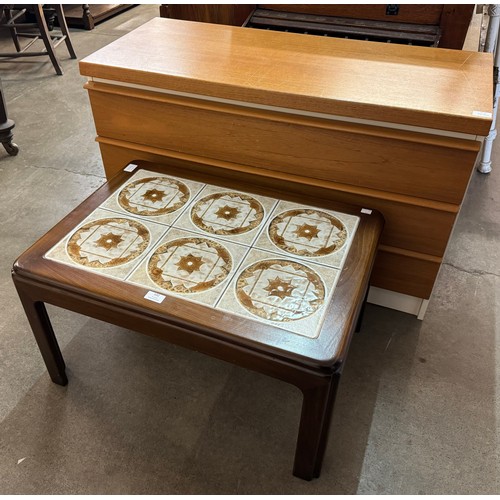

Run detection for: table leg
[[312, 372, 340, 478], [14, 284, 67, 386], [293, 373, 340, 480], [355, 287, 369, 333]]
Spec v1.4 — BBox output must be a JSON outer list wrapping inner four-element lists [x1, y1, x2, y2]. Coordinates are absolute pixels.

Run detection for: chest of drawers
[[79, 18, 492, 316]]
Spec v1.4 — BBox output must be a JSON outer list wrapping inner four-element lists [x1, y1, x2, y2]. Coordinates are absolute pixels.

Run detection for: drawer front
[[88, 85, 480, 205], [312, 189, 456, 258], [98, 141, 444, 299], [371, 249, 441, 299], [98, 140, 457, 257]]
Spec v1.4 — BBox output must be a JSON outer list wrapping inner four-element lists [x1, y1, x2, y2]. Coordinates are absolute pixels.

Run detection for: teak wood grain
[[97, 139, 458, 256], [79, 18, 489, 304], [373, 247, 441, 298], [79, 17, 492, 135], [162, 4, 473, 50], [86, 83, 480, 205], [12, 161, 384, 480], [97, 143, 446, 298]]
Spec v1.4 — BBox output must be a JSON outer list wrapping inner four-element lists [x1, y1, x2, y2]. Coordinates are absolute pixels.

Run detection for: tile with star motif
[[173, 185, 278, 246], [126, 227, 250, 307], [252, 200, 359, 269], [216, 248, 340, 339], [44, 208, 169, 280], [99, 169, 205, 226]]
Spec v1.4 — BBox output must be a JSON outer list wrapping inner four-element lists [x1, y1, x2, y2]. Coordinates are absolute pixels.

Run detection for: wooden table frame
[[12, 161, 383, 480]]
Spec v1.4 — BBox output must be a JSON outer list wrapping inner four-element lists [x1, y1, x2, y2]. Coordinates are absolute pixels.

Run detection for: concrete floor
[[0, 5, 499, 494]]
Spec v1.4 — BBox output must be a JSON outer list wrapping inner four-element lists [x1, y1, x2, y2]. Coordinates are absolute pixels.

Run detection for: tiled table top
[[45, 169, 359, 340]]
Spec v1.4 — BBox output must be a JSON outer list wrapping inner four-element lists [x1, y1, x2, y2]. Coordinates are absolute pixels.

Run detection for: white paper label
[[361, 208, 372, 214], [124, 163, 138, 172], [144, 291, 165, 303], [472, 110, 492, 118]]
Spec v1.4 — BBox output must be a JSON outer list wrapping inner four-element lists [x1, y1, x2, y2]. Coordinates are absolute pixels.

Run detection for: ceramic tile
[[126, 227, 250, 307], [45, 208, 168, 280], [253, 200, 359, 269], [100, 169, 205, 226], [216, 249, 340, 339], [44, 171, 358, 338], [173, 185, 278, 246]]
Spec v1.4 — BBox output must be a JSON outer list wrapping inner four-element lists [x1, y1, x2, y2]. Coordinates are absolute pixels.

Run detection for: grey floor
[[0, 5, 499, 494]]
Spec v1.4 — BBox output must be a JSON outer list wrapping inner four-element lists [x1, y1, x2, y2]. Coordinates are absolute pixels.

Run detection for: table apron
[[12, 272, 337, 392]]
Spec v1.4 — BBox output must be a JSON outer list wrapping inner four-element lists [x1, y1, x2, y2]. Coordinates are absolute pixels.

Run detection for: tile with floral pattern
[[216, 248, 340, 339], [45, 207, 168, 280], [174, 184, 278, 246], [100, 169, 205, 226], [253, 200, 359, 269], [126, 227, 250, 307]]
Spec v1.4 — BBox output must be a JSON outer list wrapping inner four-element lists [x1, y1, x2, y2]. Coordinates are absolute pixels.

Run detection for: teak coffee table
[[12, 161, 383, 480]]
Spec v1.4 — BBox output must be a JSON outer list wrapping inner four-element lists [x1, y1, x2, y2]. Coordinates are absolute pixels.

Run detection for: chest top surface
[[79, 17, 492, 135]]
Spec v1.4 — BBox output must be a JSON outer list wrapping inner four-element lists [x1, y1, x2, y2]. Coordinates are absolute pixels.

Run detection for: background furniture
[[62, 4, 136, 30], [161, 4, 475, 49], [478, 4, 500, 173], [0, 77, 18, 156], [159, 4, 253, 27], [78, 18, 492, 317], [0, 4, 76, 75]]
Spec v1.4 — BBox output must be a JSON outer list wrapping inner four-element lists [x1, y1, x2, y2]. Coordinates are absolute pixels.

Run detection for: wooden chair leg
[[34, 4, 63, 75], [14, 282, 67, 385], [293, 375, 339, 480], [4, 8, 22, 52], [54, 5, 77, 59]]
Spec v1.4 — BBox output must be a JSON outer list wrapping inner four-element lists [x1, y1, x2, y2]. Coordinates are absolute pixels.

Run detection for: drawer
[[87, 83, 480, 205], [98, 140, 445, 299], [371, 248, 442, 299], [98, 139, 458, 258]]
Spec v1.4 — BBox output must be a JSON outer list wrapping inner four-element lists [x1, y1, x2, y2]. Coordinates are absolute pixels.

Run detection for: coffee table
[[12, 161, 383, 480]]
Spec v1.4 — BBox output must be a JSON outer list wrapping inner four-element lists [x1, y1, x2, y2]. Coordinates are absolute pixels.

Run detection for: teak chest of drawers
[[12, 161, 383, 480], [79, 18, 493, 316]]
